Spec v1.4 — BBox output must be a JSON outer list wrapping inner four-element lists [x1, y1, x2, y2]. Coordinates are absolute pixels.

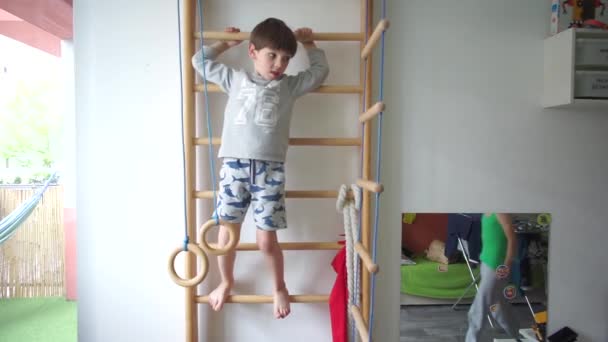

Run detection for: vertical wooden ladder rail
[[181, 0, 197, 341], [360, 0, 374, 337]]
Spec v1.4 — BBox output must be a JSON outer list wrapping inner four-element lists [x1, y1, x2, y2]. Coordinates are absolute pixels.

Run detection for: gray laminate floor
[[400, 304, 543, 342]]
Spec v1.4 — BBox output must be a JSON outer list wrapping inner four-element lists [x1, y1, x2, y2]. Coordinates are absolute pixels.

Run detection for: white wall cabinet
[[543, 28, 608, 108]]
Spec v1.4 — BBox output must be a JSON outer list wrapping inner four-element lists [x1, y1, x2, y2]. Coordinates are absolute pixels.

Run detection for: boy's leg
[[251, 159, 289, 318], [208, 222, 241, 311], [256, 229, 290, 319], [209, 158, 250, 311]]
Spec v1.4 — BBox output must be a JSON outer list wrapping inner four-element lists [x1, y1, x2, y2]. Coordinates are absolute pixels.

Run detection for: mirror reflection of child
[[466, 213, 521, 341]]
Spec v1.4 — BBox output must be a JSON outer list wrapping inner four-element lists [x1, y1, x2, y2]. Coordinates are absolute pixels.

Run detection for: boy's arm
[[191, 27, 242, 93], [289, 28, 330, 97]]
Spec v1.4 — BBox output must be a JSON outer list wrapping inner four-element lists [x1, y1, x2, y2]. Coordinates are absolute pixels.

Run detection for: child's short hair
[[250, 18, 297, 56]]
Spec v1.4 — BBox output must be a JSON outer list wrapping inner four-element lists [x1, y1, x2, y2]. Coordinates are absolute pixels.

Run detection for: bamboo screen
[[0, 186, 65, 298]]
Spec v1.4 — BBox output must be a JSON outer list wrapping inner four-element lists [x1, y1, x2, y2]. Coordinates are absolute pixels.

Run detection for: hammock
[[0, 174, 56, 245]]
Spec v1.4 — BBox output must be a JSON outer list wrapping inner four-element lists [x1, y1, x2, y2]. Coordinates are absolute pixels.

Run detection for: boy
[[192, 17, 329, 319]]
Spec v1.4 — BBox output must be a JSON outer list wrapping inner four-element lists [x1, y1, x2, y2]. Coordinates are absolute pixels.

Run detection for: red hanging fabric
[[329, 245, 348, 342]]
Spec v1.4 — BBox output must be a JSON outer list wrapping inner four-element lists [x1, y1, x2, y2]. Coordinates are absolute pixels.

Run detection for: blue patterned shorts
[[214, 158, 287, 230]]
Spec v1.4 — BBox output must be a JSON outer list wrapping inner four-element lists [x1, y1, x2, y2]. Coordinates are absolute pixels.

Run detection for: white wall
[[75, 0, 190, 341], [75, 0, 400, 341], [383, 0, 608, 341], [77, 0, 608, 341]]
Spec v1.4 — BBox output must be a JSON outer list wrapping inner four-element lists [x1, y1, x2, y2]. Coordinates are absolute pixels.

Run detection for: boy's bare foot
[[208, 282, 232, 311], [274, 287, 291, 319]]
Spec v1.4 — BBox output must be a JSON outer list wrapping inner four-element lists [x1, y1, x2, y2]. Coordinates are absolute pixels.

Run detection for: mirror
[[399, 213, 550, 342]]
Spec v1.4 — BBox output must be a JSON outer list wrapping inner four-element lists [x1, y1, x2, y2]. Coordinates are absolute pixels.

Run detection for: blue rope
[[176, 0, 190, 251], [176, 0, 220, 252], [368, 0, 387, 339], [196, 0, 219, 225]]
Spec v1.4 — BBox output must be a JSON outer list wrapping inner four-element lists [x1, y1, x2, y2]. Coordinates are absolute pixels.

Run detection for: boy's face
[[248, 44, 292, 81]]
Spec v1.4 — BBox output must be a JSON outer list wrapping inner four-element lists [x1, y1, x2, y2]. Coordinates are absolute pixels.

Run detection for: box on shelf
[[574, 70, 608, 98], [575, 38, 608, 66]]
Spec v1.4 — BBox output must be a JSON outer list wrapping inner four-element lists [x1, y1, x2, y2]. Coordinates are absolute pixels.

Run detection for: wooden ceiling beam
[[0, 0, 72, 39]]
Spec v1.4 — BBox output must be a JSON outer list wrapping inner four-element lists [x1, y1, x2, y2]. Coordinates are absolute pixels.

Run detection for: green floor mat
[[401, 256, 479, 299], [0, 297, 77, 342]]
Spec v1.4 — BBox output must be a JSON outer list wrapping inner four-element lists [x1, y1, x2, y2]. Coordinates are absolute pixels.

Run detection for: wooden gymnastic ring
[[168, 243, 209, 287], [198, 219, 238, 255]]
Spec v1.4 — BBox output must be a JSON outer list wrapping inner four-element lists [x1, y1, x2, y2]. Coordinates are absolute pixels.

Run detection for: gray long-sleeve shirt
[[192, 45, 329, 162]]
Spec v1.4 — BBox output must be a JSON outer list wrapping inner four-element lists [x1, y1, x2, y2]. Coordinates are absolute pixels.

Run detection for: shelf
[[574, 28, 608, 39], [543, 28, 608, 108]]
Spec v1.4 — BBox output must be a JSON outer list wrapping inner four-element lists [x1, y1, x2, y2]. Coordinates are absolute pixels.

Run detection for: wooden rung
[[209, 242, 342, 251], [355, 242, 379, 274], [193, 137, 221, 145], [194, 137, 361, 147], [195, 83, 362, 94], [359, 101, 385, 123], [361, 19, 390, 59], [286, 191, 342, 199], [287, 138, 361, 146], [196, 295, 329, 304], [194, 31, 363, 42], [195, 190, 354, 199], [351, 305, 370, 341], [356, 179, 384, 193]]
